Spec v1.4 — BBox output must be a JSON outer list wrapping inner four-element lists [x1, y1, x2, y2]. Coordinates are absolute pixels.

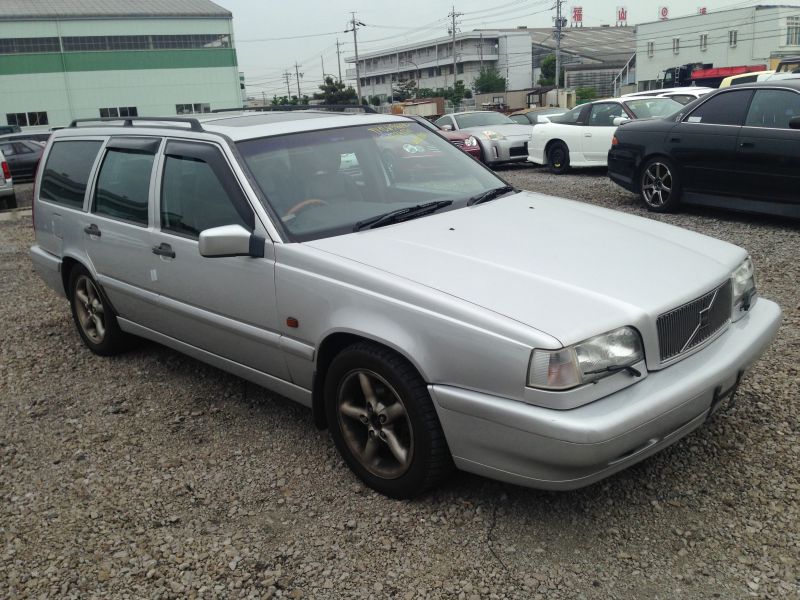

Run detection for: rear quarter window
[[40, 140, 102, 209]]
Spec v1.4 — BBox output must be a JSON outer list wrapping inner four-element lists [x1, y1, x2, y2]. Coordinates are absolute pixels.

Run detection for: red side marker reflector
[[286, 317, 299, 328]]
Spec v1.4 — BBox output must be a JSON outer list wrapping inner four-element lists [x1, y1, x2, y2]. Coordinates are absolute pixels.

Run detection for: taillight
[[611, 136, 619, 146], [32, 158, 43, 229], [1, 161, 9, 180]]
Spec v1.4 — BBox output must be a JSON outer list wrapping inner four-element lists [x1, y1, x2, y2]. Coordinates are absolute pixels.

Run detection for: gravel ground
[[1, 173, 799, 600]]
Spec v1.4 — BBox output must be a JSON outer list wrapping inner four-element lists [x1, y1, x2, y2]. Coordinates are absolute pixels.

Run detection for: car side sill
[[118, 318, 313, 408], [683, 192, 800, 219]]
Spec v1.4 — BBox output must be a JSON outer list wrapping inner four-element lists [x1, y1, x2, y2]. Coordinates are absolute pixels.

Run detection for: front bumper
[[484, 138, 530, 164], [430, 297, 781, 490]]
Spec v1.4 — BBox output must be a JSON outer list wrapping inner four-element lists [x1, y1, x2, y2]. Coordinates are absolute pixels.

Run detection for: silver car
[[434, 111, 532, 166], [29, 113, 781, 498], [0, 148, 15, 209]]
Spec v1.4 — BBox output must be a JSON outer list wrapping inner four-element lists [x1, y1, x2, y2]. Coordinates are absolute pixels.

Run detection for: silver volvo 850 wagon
[[29, 112, 781, 498]]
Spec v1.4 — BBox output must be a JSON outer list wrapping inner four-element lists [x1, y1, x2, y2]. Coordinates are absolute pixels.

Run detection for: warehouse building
[[0, 0, 242, 129], [634, 4, 800, 90]]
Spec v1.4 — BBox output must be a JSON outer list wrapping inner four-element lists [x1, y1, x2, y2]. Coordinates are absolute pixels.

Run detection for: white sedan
[[528, 97, 683, 174]]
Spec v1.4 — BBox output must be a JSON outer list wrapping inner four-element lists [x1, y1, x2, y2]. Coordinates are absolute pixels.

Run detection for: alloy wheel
[[336, 369, 414, 479], [642, 162, 673, 207], [74, 275, 106, 344]]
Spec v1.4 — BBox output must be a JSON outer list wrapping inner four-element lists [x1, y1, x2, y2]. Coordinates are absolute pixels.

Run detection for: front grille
[[451, 140, 465, 148], [657, 280, 732, 362], [509, 143, 528, 157]]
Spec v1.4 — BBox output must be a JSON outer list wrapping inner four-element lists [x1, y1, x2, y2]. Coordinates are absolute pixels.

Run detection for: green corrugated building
[[0, 0, 242, 129]]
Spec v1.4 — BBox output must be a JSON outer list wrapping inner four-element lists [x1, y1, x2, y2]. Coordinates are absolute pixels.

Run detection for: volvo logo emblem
[[681, 289, 719, 353], [698, 305, 711, 328]]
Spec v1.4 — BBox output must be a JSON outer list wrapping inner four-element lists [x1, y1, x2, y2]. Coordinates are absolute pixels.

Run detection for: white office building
[[635, 4, 800, 90], [346, 30, 533, 101]]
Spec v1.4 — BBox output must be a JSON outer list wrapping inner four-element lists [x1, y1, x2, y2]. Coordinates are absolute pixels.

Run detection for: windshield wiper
[[354, 200, 453, 231], [584, 361, 643, 378], [466, 185, 518, 206]]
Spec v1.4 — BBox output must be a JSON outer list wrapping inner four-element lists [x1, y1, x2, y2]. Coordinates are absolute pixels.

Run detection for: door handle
[[83, 223, 101, 237], [669, 137, 681, 143], [584, 132, 592, 137], [152, 243, 176, 258], [740, 141, 755, 148]]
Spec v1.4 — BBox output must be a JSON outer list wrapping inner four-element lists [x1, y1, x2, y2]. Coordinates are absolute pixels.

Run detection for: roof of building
[[519, 26, 635, 65], [0, 0, 231, 20], [637, 4, 800, 27], [348, 29, 530, 61]]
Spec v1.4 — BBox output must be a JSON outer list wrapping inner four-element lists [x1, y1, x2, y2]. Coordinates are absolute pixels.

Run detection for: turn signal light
[[611, 136, 619, 146]]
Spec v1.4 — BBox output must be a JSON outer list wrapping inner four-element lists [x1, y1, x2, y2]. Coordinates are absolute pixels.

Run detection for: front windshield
[[624, 98, 683, 118], [237, 122, 505, 241], [454, 112, 516, 128], [777, 60, 800, 73]]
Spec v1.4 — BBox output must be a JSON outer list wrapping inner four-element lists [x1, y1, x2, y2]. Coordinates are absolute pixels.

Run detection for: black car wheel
[[325, 341, 453, 498], [640, 157, 681, 212], [547, 141, 570, 175]]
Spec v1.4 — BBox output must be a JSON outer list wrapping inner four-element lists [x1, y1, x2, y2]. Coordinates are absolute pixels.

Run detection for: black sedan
[[608, 80, 800, 218], [0, 139, 44, 181]]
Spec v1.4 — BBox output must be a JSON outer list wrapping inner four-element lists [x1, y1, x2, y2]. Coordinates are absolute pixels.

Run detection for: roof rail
[[211, 104, 378, 114], [68, 117, 204, 132]]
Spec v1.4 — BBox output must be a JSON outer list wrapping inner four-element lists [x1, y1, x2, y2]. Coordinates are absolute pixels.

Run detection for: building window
[[176, 103, 211, 115], [61, 34, 230, 52], [6, 112, 48, 127], [99, 107, 138, 118], [0, 37, 60, 54], [647, 41, 654, 57], [700, 33, 708, 51], [788, 17, 800, 46], [729, 30, 738, 47], [492, 96, 505, 104], [672, 37, 680, 54]]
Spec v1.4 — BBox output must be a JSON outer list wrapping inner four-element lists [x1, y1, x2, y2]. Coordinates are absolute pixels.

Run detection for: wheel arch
[[543, 138, 569, 164], [311, 330, 428, 430], [636, 153, 678, 194]]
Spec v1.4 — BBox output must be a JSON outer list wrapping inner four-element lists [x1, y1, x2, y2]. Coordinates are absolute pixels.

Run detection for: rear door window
[[93, 138, 159, 226], [685, 90, 753, 126], [0, 143, 14, 157], [744, 89, 800, 129], [40, 140, 103, 209]]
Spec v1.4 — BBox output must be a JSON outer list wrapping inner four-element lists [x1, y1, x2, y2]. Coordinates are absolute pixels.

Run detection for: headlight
[[732, 256, 756, 318], [528, 327, 644, 390], [464, 136, 479, 147], [482, 130, 506, 140]]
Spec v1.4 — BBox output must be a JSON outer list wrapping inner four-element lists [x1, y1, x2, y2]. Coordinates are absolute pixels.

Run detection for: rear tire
[[547, 141, 570, 175], [324, 342, 453, 498], [68, 264, 130, 355], [639, 157, 682, 213]]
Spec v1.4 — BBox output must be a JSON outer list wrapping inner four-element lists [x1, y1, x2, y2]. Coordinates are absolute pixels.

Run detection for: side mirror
[[440, 124, 453, 131], [199, 224, 265, 258], [790, 116, 800, 130], [613, 117, 631, 126]]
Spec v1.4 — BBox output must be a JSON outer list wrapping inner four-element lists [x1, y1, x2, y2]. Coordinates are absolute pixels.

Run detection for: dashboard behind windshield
[[237, 122, 503, 241]]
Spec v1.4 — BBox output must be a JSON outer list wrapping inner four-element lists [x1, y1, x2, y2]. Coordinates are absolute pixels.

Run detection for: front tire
[[324, 342, 453, 498], [547, 141, 570, 174], [639, 157, 682, 212], [68, 265, 130, 355]]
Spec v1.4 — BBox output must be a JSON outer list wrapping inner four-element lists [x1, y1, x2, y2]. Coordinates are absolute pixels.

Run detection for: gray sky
[[217, 0, 763, 99]]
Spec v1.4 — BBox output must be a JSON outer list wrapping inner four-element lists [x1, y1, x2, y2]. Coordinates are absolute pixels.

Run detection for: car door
[[582, 102, 627, 162], [11, 141, 41, 179], [736, 88, 800, 207], [83, 136, 163, 328], [150, 139, 290, 380], [667, 89, 754, 197]]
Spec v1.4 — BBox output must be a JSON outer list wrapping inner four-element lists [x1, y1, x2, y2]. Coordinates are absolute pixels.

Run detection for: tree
[[392, 79, 417, 101], [444, 80, 468, 106], [416, 87, 437, 99], [473, 66, 506, 94], [538, 54, 564, 86], [369, 95, 381, 106], [575, 87, 597, 102], [313, 76, 358, 104]]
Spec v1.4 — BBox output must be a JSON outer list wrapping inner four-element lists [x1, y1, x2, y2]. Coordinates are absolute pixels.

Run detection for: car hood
[[460, 123, 532, 138], [305, 192, 745, 346]]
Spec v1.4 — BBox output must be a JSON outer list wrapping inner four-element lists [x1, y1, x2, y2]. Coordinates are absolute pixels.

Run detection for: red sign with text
[[572, 6, 583, 23]]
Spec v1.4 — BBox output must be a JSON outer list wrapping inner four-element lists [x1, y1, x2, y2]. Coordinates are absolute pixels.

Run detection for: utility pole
[[554, 0, 566, 107], [346, 13, 365, 104], [321, 55, 325, 83], [336, 38, 343, 83], [294, 62, 303, 99], [261, 91, 266, 106], [479, 32, 483, 69], [283, 71, 291, 97], [448, 6, 463, 88]]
